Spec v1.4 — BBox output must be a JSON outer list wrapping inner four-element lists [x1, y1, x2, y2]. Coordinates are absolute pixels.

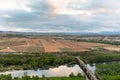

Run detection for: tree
[[69, 72, 74, 77]]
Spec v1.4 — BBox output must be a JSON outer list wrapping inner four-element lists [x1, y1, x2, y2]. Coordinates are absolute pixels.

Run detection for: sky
[[0, 0, 120, 33]]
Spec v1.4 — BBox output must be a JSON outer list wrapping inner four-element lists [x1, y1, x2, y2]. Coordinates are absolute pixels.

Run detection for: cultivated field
[[0, 37, 108, 53], [104, 45, 120, 51]]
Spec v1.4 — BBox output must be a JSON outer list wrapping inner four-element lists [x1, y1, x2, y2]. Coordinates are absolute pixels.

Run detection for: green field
[[26, 47, 45, 52], [60, 48, 73, 52]]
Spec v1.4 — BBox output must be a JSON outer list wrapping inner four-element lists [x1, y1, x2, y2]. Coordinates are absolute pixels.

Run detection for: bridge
[[76, 57, 98, 80]]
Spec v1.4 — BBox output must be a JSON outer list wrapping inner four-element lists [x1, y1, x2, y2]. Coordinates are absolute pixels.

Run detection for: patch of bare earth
[[0, 47, 16, 52], [40, 39, 61, 52], [104, 46, 120, 51], [0, 38, 109, 53], [77, 42, 107, 48]]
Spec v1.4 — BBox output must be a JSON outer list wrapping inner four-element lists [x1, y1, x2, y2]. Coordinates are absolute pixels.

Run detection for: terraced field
[[0, 38, 107, 53]]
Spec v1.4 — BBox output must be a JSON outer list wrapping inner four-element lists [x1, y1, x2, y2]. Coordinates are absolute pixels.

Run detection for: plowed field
[[0, 38, 107, 52]]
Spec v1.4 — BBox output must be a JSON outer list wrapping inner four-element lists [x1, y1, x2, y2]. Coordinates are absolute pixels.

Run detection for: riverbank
[[0, 50, 120, 72], [0, 73, 85, 80], [95, 61, 120, 80], [0, 53, 77, 72], [0, 50, 120, 80]]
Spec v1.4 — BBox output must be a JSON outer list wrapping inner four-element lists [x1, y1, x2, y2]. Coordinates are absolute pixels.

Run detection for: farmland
[[0, 37, 107, 53], [0, 34, 120, 80]]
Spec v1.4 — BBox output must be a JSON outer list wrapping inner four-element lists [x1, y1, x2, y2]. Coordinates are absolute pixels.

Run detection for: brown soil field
[[103, 45, 120, 51], [0, 47, 16, 52], [0, 38, 109, 53], [40, 39, 61, 52], [77, 42, 106, 48]]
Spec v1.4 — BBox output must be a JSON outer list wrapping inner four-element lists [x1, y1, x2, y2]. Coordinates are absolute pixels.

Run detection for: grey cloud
[[0, 0, 120, 32], [27, 0, 53, 15]]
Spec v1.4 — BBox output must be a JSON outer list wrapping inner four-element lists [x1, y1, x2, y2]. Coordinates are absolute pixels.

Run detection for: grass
[[43, 77, 85, 80], [60, 48, 73, 52], [0, 74, 85, 80], [26, 47, 45, 52]]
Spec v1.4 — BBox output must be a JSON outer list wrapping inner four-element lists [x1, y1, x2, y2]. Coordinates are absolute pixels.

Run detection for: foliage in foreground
[[0, 73, 85, 80], [96, 62, 120, 80]]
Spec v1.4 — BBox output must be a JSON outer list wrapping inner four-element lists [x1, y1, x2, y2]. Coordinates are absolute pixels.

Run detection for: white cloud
[[0, 0, 18, 10], [0, 0, 31, 12], [0, 26, 32, 32]]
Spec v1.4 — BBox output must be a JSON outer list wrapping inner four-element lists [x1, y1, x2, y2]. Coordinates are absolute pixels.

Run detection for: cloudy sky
[[0, 0, 120, 33]]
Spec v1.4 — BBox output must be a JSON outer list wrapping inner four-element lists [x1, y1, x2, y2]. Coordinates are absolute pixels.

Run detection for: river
[[0, 65, 84, 78], [0, 64, 96, 80]]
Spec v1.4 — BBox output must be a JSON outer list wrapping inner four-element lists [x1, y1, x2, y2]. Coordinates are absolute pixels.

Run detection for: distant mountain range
[[0, 31, 120, 36]]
